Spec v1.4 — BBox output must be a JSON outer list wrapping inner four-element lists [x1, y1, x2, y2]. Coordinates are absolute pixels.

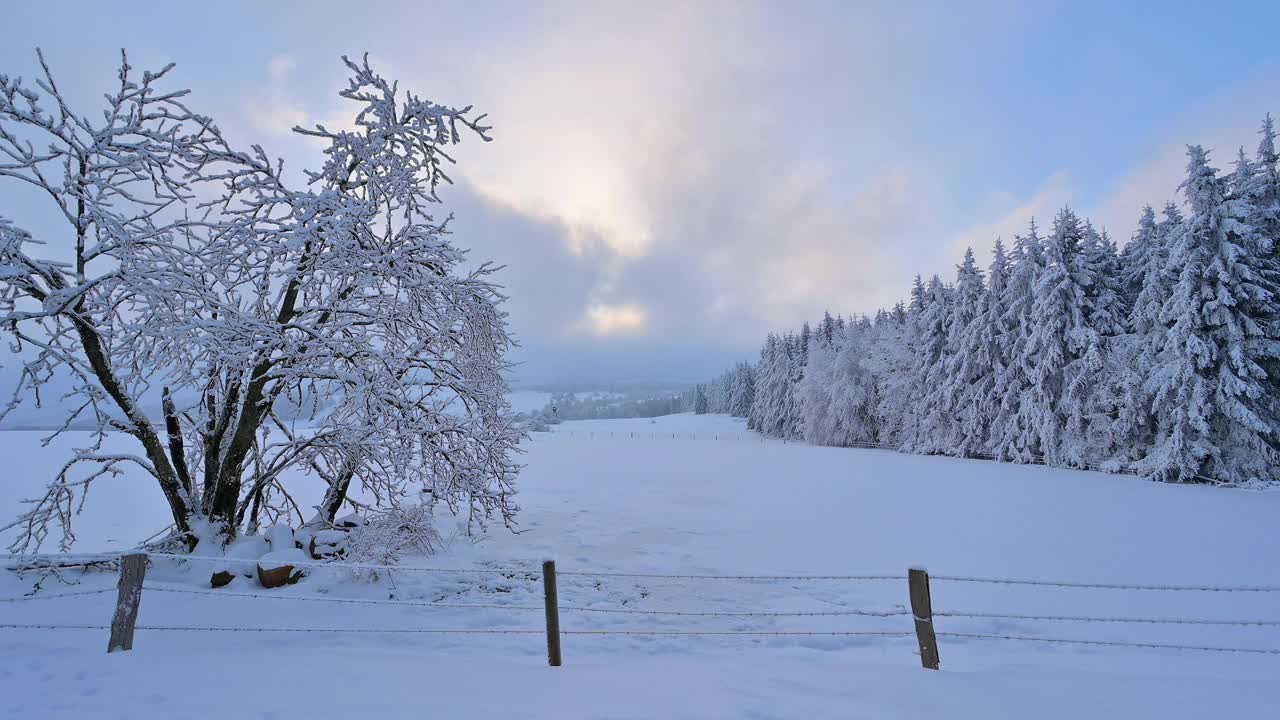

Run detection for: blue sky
[[3, 1, 1280, 384]]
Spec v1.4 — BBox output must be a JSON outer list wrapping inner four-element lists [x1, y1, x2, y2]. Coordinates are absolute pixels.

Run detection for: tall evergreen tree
[[949, 240, 1008, 457], [939, 248, 987, 456], [728, 363, 756, 417], [747, 335, 779, 432], [693, 384, 709, 414], [908, 274, 927, 315], [903, 275, 952, 453], [820, 311, 837, 347], [891, 301, 908, 325], [1139, 146, 1280, 483], [1062, 224, 1126, 464], [993, 220, 1048, 461], [1245, 117, 1280, 434], [1122, 206, 1159, 302]]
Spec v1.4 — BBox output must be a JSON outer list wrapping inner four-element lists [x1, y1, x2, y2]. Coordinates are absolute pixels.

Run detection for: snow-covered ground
[[2, 414, 1278, 718]]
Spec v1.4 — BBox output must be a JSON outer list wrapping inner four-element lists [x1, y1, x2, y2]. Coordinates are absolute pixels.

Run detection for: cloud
[[451, 5, 730, 264], [244, 54, 309, 136], [425, 3, 954, 340], [218, 3, 1280, 383], [580, 303, 650, 337]]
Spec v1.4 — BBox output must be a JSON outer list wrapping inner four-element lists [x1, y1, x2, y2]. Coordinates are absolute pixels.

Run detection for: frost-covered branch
[[0, 50, 522, 552]]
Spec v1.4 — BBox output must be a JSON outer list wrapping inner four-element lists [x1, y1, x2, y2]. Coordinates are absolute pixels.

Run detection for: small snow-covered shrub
[[309, 529, 350, 560], [345, 505, 441, 565]]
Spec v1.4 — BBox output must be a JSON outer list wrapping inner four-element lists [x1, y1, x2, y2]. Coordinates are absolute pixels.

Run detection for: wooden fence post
[[107, 553, 148, 653], [908, 567, 939, 669], [542, 560, 562, 667]]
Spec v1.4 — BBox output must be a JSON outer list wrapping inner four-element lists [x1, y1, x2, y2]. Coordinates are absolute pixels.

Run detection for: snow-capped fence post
[[542, 560, 562, 666], [107, 553, 148, 653], [908, 567, 939, 669]]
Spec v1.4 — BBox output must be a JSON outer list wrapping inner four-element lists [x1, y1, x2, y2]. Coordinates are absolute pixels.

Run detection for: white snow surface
[[2, 413, 1278, 718]]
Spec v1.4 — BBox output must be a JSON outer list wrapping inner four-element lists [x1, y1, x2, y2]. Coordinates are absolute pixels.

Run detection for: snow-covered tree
[[938, 248, 986, 456], [1138, 146, 1280, 483], [799, 322, 878, 446], [797, 337, 837, 444], [908, 274, 927, 314], [992, 220, 1046, 461], [947, 241, 1007, 456], [693, 384, 710, 414], [1017, 208, 1093, 465], [1240, 117, 1280, 430], [1122, 206, 1160, 300], [902, 275, 951, 453], [891, 302, 907, 325], [727, 363, 755, 417], [1058, 225, 1126, 464], [826, 326, 879, 445], [0, 53, 521, 551]]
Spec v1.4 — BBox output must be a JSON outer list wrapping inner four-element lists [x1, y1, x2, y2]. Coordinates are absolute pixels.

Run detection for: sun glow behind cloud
[[581, 303, 650, 337]]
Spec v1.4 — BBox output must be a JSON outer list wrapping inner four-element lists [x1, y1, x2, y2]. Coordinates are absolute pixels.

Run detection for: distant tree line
[[539, 390, 686, 421]]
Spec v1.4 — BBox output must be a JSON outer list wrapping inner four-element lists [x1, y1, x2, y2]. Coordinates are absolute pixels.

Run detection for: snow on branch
[[0, 50, 522, 552]]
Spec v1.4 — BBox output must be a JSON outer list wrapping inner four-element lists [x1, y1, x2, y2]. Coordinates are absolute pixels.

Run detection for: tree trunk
[[319, 464, 358, 525]]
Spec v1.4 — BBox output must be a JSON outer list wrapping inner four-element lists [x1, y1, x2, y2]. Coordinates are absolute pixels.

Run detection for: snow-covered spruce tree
[[693, 384, 710, 414], [891, 301, 907, 325], [938, 248, 986, 457], [873, 286, 922, 448], [746, 335, 778, 432], [798, 320, 878, 447], [0, 53, 521, 551], [902, 275, 951, 453], [1111, 205, 1181, 465], [947, 240, 1007, 457], [1138, 146, 1280, 484], [782, 333, 805, 440], [908, 274, 927, 314], [1130, 204, 1185, 340], [1122, 206, 1160, 300], [727, 362, 755, 417], [1017, 208, 1095, 466], [819, 310, 837, 348], [992, 220, 1047, 462], [1238, 118, 1280, 434], [1061, 225, 1128, 465], [797, 335, 837, 444], [825, 323, 879, 445]]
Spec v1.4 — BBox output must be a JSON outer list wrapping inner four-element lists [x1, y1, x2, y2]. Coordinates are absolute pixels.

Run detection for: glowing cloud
[[580, 303, 650, 337]]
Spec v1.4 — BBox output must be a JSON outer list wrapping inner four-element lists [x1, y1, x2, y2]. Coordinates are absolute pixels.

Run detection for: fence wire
[[14, 552, 1276, 592], [554, 570, 901, 581], [144, 585, 910, 618], [936, 631, 1280, 655], [0, 588, 115, 602], [931, 575, 1280, 592], [0, 623, 910, 638], [934, 610, 1280, 627]]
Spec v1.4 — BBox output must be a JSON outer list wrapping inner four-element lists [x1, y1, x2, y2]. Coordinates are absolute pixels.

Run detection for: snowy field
[[2, 413, 1279, 718]]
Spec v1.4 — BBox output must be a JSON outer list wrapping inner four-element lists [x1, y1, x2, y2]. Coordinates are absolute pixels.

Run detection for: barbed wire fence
[[3, 552, 1279, 667]]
